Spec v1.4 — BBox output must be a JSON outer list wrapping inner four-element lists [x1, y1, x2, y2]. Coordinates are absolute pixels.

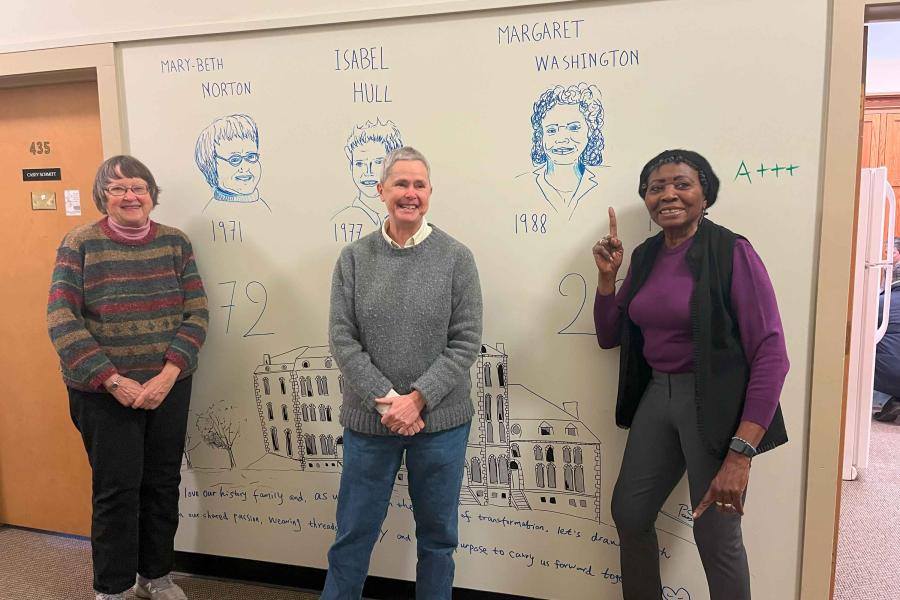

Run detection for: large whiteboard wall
[[119, 1, 826, 598]]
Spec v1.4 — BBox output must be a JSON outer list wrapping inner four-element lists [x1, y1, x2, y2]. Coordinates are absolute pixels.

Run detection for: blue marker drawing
[[331, 118, 403, 228], [517, 83, 606, 221], [195, 114, 270, 213]]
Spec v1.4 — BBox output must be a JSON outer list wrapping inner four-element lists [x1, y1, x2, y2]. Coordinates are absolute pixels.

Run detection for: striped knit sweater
[[48, 217, 208, 391]]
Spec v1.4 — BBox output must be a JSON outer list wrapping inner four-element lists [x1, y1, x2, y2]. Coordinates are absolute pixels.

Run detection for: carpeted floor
[[0, 525, 321, 599], [835, 419, 900, 599]]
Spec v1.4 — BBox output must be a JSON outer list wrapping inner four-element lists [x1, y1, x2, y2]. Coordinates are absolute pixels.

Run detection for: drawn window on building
[[285, 429, 293, 456], [488, 455, 498, 484], [497, 395, 505, 421], [511, 423, 522, 436], [575, 465, 585, 493], [326, 406, 333, 421], [540, 421, 552, 436], [484, 394, 492, 421], [281, 404, 289, 421], [535, 464, 545, 488], [270, 426, 279, 452], [574, 447, 583, 464], [321, 376, 329, 396], [546, 446, 555, 463], [566, 423, 577, 436], [299, 378, 308, 397], [319, 405, 327, 421], [327, 435, 335, 455], [338, 374, 344, 393], [301, 404, 309, 422], [498, 364, 506, 387], [483, 362, 492, 387], [511, 443, 520, 458], [547, 464, 557, 488], [485, 395, 494, 443], [533, 445, 543, 461], [263, 377, 270, 395], [499, 456, 509, 484], [305, 434, 316, 455], [564, 465, 574, 491], [305, 376, 314, 397], [563, 446, 572, 463], [309, 403, 317, 421], [279, 377, 287, 395], [320, 435, 328, 456], [315, 376, 323, 396], [470, 457, 482, 483], [266, 402, 274, 421]]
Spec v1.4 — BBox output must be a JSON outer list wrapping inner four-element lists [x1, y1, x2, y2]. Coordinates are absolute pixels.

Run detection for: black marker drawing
[[195, 114, 270, 213], [250, 346, 344, 472], [557, 273, 597, 336], [662, 586, 691, 600], [331, 118, 403, 235], [196, 401, 242, 469], [516, 83, 607, 221], [183, 414, 201, 470], [249, 342, 604, 523], [456, 343, 602, 522]]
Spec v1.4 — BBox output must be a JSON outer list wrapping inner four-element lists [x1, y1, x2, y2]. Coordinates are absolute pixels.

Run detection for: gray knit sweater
[[329, 225, 483, 435]]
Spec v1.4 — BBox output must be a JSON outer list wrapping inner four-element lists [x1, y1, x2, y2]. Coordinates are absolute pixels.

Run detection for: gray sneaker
[[134, 574, 188, 600], [95, 594, 125, 600]]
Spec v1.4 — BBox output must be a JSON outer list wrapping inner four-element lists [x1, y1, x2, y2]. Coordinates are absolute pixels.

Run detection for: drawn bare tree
[[183, 419, 201, 469], [196, 401, 241, 469]]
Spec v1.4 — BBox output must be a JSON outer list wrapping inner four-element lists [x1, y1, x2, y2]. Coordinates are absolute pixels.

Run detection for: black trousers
[[611, 371, 751, 600], [68, 376, 192, 594]]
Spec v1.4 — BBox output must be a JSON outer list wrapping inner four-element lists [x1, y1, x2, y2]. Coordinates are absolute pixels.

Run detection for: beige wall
[[1, 1, 894, 598]]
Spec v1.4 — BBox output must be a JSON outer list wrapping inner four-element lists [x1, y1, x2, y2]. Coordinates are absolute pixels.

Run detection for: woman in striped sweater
[[47, 155, 208, 600]]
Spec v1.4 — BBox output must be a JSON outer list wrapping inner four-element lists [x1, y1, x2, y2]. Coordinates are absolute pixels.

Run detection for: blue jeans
[[321, 422, 471, 600], [873, 390, 892, 410]]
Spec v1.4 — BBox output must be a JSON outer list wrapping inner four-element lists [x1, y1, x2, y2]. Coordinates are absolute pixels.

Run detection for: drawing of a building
[[251, 342, 602, 522], [252, 346, 344, 472], [460, 343, 602, 522]]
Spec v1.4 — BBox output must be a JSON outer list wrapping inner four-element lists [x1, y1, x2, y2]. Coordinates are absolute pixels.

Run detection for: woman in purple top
[[592, 149, 789, 600]]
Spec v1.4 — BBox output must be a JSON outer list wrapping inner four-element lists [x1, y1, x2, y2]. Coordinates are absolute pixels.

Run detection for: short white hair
[[380, 146, 431, 184]]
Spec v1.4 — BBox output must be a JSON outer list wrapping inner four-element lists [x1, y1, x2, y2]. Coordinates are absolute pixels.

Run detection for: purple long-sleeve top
[[594, 237, 789, 429]]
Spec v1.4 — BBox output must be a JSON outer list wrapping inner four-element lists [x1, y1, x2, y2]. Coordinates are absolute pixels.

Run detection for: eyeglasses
[[215, 152, 260, 167], [105, 185, 149, 196]]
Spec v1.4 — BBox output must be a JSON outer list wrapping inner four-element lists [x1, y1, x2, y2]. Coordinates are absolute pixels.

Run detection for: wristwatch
[[106, 376, 122, 392], [729, 436, 757, 458]]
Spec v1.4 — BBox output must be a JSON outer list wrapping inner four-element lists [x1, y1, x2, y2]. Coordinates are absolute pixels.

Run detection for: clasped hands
[[376, 390, 426, 436], [104, 362, 181, 410]]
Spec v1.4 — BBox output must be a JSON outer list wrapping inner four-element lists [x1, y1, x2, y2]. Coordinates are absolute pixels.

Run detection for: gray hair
[[92, 155, 160, 214], [380, 146, 431, 184]]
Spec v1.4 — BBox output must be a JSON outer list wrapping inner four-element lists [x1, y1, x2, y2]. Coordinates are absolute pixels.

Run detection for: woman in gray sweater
[[321, 147, 483, 600]]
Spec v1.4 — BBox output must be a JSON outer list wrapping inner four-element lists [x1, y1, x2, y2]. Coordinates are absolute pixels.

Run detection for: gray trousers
[[611, 371, 750, 600]]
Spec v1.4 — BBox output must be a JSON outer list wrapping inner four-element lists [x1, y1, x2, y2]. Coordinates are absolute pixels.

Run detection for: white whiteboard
[[119, 1, 825, 598]]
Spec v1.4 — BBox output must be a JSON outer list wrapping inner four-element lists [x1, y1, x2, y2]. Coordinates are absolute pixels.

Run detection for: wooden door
[[0, 79, 103, 535], [861, 112, 882, 169], [883, 111, 900, 231]]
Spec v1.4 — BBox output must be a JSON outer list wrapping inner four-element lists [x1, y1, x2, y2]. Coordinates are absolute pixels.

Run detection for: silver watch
[[107, 376, 121, 391], [729, 437, 757, 458]]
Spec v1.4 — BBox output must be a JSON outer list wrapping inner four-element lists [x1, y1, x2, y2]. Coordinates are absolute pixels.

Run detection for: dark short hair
[[638, 149, 719, 208], [92, 155, 160, 214]]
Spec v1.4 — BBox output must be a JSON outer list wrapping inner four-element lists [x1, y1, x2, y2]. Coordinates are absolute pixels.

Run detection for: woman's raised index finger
[[608, 206, 618, 238]]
